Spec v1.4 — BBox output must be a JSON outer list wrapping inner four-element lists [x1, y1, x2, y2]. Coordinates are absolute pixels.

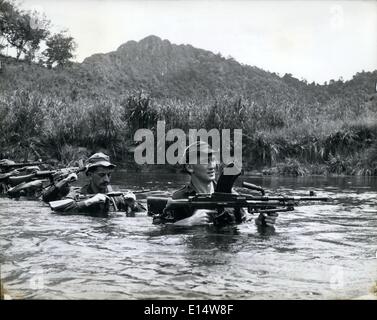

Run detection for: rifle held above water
[[163, 192, 329, 213]]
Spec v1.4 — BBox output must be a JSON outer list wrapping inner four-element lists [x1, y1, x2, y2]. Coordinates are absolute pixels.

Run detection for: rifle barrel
[[164, 194, 329, 211], [36, 167, 82, 178], [35, 170, 56, 177], [193, 193, 329, 202], [166, 199, 292, 208], [245, 196, 329, 202]]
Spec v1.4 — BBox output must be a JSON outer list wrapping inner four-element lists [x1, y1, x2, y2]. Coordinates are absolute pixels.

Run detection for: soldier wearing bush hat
[[42, 152, 139, 215], [85, 152, 116, 175]]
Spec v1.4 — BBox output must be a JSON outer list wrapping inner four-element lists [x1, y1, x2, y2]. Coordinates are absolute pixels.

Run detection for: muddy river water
[[1, 172, 376, 299]]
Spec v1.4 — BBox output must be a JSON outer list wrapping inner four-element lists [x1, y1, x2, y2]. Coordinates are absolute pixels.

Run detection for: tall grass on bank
[[0, 89, 376, 175]]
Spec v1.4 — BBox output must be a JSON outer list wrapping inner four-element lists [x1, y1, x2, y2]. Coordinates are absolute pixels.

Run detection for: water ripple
[[1, 174, 377, 299]]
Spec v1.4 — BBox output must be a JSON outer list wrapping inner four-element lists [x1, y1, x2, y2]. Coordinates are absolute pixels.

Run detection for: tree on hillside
[[43, 31, 76, 68], [0, 0, 15, 53], [0, 37, 6, 53], [0, 1, 50, 60], [23, 10, 50, 62]]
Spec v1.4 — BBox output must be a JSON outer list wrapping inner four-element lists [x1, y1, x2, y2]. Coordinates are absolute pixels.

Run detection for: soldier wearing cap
[[156, 141, 278, 227], [42, 152, 138, 214]]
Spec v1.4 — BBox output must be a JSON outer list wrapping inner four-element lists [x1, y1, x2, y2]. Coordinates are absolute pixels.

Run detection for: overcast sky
[[18, 0, 377, 84]]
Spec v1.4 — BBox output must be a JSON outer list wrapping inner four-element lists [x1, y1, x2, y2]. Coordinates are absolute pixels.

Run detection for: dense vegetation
[[1, 2, 376, 175]]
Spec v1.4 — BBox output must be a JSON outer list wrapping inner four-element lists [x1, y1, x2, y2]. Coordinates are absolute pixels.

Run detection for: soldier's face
[[188, 155, 217, 183], [89, 167, 112, 191]]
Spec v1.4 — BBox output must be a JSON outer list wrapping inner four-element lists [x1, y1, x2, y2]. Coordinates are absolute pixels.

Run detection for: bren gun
[[147, 163, 330, 225]]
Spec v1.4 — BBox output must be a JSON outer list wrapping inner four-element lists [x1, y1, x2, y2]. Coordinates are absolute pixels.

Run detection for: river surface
[[1, 171, 376, 299]]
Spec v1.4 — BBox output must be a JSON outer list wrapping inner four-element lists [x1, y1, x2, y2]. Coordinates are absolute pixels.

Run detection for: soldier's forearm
[[54, 177, 71, 189], [76, 200, 88, 210], [42, 184, 70, 202]]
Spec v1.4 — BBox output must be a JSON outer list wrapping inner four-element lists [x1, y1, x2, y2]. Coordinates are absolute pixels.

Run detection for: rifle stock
[[8, 173, 37, 186], [7, 179, 49, 197]]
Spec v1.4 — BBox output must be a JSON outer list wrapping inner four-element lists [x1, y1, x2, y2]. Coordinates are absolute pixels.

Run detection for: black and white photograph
[[0, 0, 376, 302]]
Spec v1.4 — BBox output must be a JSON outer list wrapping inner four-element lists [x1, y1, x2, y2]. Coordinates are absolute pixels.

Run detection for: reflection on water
[[0, 171, 376, 299]]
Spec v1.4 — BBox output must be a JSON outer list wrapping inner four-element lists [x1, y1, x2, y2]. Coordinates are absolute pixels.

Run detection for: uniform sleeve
[[42, 184, 70, 202], [153, 187, 194, 224], [47, 187, 88, 214]]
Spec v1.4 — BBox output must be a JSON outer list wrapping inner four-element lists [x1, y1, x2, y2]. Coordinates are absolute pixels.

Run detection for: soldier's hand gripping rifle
[[7, 167, 85, 198], [49, 191, 145, 216], [154, 192, 329, 225], [92, 191, 145, 215]]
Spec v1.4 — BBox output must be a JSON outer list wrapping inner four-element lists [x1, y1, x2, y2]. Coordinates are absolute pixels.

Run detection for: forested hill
[[1, 35, 376, 105]]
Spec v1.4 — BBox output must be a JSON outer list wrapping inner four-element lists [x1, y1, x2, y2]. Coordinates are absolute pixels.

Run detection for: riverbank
[[113, 159, 377, 177], [1, 156, 377, 177], [1, 82, 377, 178]]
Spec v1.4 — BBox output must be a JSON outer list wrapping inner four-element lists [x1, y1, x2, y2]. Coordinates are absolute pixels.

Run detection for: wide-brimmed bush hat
[[85, 152, 115, 174]]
